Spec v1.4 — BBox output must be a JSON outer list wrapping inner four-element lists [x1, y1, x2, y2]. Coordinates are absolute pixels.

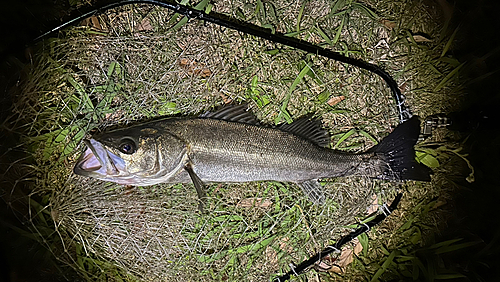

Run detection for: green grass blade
[[289, 63, 311, 94], [381, 250, 397, 269], [358, 129, 378, 144], [332, 16, 345, 45], [284, 30, 303, 37], [316, 90, 330, 103], [67, 75, 94, 112], [438, 56, 461, 67], [428, 238, 463, 249], [434, 273, 466, 279], [277, 63, 311, 124], [413, 257, 427, 278], [296, 3, 306, 32], [371, 250, 397, 281], [441, 27, 459, 57], [352, 2, 378, 19], [330, 0, 346, 16], [256, 0, 264, 17], [316, 26, 333, 46], [358, 232, 369, 256], [425, 62, 443, 75], [433, 62, 464, 92], [334, 128, 355, 149], [435, 241, 480, 254], [415, 151, 440, 168], [107, 61, 118, 77], [172, 0, 208, 31]]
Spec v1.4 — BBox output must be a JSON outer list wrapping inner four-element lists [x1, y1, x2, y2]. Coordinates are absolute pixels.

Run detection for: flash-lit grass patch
[[5, 0, 471, 281]]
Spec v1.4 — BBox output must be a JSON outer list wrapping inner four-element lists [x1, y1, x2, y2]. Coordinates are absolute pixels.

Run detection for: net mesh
[[6, 0, 447, 280]]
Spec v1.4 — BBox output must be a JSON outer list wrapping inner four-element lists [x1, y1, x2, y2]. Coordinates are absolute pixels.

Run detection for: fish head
[[74, 125, 185, 185]]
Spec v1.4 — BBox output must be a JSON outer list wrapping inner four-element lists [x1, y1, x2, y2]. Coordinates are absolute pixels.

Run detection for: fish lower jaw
[[104, 175, 174, 186]]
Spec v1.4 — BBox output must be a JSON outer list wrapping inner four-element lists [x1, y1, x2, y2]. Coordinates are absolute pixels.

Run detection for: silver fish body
[[157, 118, 384, 182], [74, 105, 430, 206]]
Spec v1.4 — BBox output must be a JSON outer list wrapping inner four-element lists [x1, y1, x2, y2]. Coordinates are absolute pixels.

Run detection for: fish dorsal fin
[[200, 104, 258, 125], [279, 116, 330, 147]]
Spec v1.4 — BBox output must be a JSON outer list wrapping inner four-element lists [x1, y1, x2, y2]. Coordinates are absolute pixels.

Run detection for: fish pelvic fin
[[296, 180, 326, 205], [370, 116, 431, 181], [184, 163, 208, 213]]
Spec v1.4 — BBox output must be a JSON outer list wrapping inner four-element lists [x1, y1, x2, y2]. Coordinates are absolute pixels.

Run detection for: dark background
[[1, 0, 499, 281]]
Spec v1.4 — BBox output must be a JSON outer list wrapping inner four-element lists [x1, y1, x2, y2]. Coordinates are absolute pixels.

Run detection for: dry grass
[[6, 0, 467, 281]]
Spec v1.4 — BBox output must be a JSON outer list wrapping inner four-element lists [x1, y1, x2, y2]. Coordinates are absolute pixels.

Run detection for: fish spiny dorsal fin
[[279, 116, 330, 147], [200, 104, 258, 125]]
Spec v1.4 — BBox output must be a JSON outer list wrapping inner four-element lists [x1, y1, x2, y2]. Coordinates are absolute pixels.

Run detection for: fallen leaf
[[409, 34, 432, 43], [123, 185, 135, 196], [279, 237, 294, 254], [315, 260, 332, 272], [329, 249, 352, 273], [327, 95, 345, 106], [433, 198, 447, 209], [219, 93, 233, 104], [329, 239, 363, 273], [264, 246, 279, 269], [366, 194, 379, 214], [179, 58, 190, 66], [105, 109, 125, 122], [213, 183, 223, 193], [90, 16, 102, 30], [237, 198, 273, 208], [81, 16, 104, 31], [399, 81, 407, 93], [179, 58, 212, 78], [136, 18, 153, 31], [353, 239, 363, 255], [198, 68, 212, 78], [380, 19, 396, 30]]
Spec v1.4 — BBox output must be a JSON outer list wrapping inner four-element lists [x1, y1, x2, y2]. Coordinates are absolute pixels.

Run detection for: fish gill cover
[[4, 0, 468, 281]]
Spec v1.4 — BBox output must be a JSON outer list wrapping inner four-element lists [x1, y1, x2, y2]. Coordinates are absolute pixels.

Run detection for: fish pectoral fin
[[184, 164, 208, 213], [296, 180, 326, 205]]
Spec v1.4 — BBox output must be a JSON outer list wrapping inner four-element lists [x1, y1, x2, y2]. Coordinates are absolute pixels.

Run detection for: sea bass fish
[[74, 105, 430, 209]]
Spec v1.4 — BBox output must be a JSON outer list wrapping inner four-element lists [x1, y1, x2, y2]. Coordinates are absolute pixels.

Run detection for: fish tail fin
[[370, 117, 431, 181]]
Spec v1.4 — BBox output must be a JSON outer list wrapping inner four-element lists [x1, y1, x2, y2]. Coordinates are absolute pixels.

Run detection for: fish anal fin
[[184, 163, 208, 213], [279, 116, 330, 147], [296, 180, 326, 205], [200, 104, 258, 125]]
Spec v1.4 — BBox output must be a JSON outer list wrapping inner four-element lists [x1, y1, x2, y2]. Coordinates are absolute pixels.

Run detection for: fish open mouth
[[74, 139, 126, 178]]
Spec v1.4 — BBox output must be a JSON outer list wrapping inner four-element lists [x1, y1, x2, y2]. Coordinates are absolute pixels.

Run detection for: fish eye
[[119, 139, 136, 154]]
